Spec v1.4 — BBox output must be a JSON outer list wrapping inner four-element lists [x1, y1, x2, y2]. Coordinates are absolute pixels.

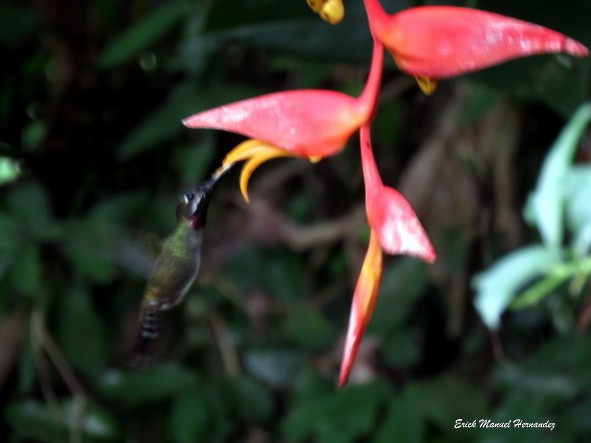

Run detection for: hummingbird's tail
[[129, 309, 160, 368]]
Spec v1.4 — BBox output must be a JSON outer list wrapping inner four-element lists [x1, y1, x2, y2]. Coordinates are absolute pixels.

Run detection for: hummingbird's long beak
[[204, 162, 234, 194]]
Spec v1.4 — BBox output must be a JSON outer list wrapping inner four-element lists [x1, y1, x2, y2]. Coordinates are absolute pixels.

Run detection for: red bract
[[360, 125, 436, 263], [363, 0, 588, 90], [338, 125, 435, 387], [339, 230, 382, 387], [183, 90, 366, 159], [183, 41, 384, 200]]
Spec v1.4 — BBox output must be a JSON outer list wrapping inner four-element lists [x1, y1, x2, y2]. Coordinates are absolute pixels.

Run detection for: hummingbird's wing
[[111, 235, 158, 278], [60, 218, 160, 280]]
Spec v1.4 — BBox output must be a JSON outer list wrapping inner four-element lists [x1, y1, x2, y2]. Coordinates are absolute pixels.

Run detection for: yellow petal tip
[[239, 168, 251, 203], [307, 0, 344, 25], [224, 139, 298, 203], [415, 76, 437, 95]]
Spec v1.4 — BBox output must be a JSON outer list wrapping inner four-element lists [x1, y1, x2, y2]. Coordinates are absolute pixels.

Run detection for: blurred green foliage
[[1, 0, 591, 442], [475, 103, 591, 328]]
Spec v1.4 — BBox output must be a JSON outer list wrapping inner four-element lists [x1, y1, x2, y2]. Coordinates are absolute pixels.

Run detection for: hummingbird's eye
[[184, 192, 194, 204]]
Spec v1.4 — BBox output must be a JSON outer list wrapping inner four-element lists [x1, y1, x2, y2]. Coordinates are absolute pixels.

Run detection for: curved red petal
[[360, 125, 435, 262], [338, 230, 382, 387], [365, 3, 588, 78], [184, 40, 384, 160], [367, 186, 436, 263], [183, 90, 363, 158]]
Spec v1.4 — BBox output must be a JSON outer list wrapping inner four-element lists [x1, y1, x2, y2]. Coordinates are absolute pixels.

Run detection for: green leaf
[[284, 305, 334, 352], [89, 192, 149, 222], [525, 103, 591, 247], [565, 165, 591, 254], [485, 336, 591, 441], [455, 85, 502, 127], [176, 30, 220, 76], [21, 120, 46, 152], [375, 387, 424, 443], [0, 4, 39, 47], [221, 375, 273, 422], [171, 384, 208, 443], [7, 181, 61, 241], [98, 363, 197, 404], [117, 81, 202, 160], [173, 136, 216, 184], [370, 258, 429, 334], [495, 365, 579, 401], [414, 376, 487, 432], [290, 368, 333, 408], [203, 0, 311, 33], [201, 382, 233, 442], [467, 53, 589, 118], [473, 245, 561, 329], [98, 1, 191, 69], [0, 210, 17, 251], [243, 348, 304, 388], [18, 334, 36, 394], [204, 1, 410, 63], [5, 399, 119, 443], [0, 156, 21, 184], [57, 286, 107, 375], [62, 218, 121, 284], [10, 244, 41, 297], [381, 329, 421, 367], [222, 248, 266, 292], [223, 21, 372, 64], [281, 381, 389, 443], [263, 252, 305, 301]]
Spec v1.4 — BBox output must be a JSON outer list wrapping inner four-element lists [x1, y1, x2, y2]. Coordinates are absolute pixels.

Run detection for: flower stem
[[359, 38, 384, 122], [362, 0, 389, 38], [359, 124, 382, 198]]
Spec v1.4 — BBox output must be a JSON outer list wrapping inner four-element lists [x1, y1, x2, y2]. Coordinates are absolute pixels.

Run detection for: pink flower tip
[[368, 186, 436, 264], [364, 2, 589, 80]]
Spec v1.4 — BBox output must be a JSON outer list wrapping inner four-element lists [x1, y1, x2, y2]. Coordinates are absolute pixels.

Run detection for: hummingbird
[[130, 166, 231, 366]]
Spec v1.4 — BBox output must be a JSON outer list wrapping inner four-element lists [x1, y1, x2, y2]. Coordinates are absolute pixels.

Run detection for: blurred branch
[[233, 196, 366, 251], [577, 287, 591, 334], [208, 312, 240, 377], [0, 310, 27, 389], [31, 309, 87, 443]]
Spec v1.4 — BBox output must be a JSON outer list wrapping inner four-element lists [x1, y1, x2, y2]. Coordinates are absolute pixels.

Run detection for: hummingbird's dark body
[[130, 175, 221, 365]]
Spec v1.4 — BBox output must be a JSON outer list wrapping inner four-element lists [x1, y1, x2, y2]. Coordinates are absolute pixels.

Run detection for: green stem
[[512, 256, 591, 309]]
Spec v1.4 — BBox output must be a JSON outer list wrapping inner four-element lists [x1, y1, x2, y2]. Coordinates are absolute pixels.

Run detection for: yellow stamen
[[307, 0, 344, 25], [307, 0, 323, 13], [221, 139, 299, 203], [415, 76, 438, 95], [211, 163, 233, 180], [320, 0, 344, 25], [221, 139, 279, 164]]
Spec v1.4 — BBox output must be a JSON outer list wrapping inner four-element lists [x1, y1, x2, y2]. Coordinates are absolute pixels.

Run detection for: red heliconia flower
[[338, 124, 435, 387], [183, 41, 384, 201], [363, 0, 588, 94]]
